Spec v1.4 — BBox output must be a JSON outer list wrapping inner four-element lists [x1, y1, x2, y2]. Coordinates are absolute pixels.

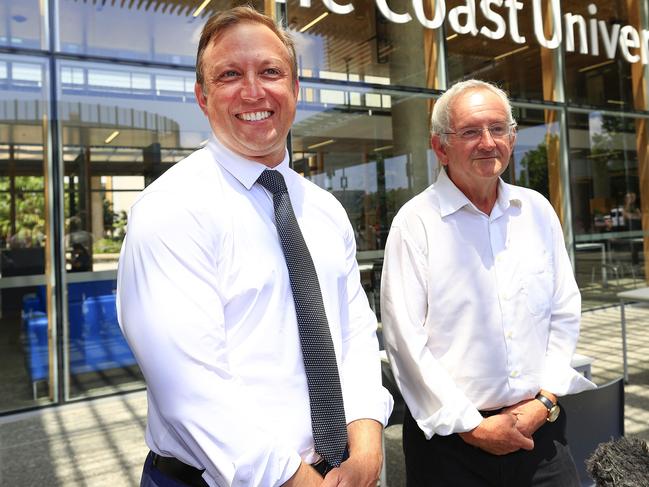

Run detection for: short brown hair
[[195, 6, 298, 91]]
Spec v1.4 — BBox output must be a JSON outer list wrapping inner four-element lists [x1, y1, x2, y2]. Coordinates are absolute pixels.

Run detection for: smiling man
[[117, 7, 391, 487], [381, 79, 595, 486]]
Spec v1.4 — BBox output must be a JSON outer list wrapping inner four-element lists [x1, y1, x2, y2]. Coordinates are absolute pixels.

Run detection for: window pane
[[563, 1, 635, 109], [444, 0, 546, 100], [57, 59, 211, 398], [0, 0, 47, 50], [288, 0, 437, 89], [293, 81, 435, 317], [57, 0, 263, 65], [569, 111, 646, 308], [0, 54, 52, 412]]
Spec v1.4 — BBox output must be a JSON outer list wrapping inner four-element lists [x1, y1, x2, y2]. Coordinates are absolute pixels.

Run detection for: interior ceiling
[[71, 0, 254, 17]]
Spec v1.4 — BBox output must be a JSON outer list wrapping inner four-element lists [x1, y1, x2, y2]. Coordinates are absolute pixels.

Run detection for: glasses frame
[[443, 122, 517, 141]]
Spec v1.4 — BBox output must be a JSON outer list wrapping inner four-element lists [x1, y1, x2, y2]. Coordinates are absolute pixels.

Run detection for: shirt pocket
[[521, 255, 553, 317]]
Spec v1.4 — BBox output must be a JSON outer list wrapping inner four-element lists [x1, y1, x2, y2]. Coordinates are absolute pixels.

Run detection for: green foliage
[[519, 142, 549, 198], [93, 238, 122, 254], [0, 176, 45, 246]]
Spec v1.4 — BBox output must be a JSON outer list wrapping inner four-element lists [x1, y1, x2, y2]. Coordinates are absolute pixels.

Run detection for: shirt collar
[[206, 135, 291, 190], [435, 167, 522, 218]]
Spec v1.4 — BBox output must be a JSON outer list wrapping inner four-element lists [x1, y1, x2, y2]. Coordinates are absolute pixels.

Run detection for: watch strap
[[535, 393, 554, 410]]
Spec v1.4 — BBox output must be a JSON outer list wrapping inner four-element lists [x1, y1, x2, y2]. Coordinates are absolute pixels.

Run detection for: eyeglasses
[[444, 122, 516, 141]]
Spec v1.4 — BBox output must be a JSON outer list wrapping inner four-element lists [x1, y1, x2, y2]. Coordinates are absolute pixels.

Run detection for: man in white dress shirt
[[117, 7, 391, 487], [381, 79, 595, 486]]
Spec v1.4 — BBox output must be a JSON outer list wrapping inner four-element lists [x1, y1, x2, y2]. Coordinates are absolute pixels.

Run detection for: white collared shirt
[[117, 137, 392, 486], [381, 168, 595, 439]]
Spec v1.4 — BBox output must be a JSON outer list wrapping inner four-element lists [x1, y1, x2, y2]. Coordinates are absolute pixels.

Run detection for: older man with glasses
[[381, 79, 595, 487]]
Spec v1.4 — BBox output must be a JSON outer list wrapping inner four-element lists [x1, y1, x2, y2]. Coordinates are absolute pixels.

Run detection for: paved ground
[[1, 305, 648, 486]]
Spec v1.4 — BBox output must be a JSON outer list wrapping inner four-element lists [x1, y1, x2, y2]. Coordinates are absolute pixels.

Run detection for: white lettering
[[480, 0, 506, 40], [619, 25, 640, 63], [564, 13, 587, 54], [375, 0, 411, 24], [598, 21, 621, 59], [285, 0, 649, 68], [448, 0, 478, 36], [642, 29, 649, 65], [323, 0, 354, 15], [413, 0, 445, 29], [589, 19, 599, 56], [533, 0, 561, 49], [504, 0, 525, 43]]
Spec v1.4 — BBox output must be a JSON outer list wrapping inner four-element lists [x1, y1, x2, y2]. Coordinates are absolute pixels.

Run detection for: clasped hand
[[458, 398, 548, 455]]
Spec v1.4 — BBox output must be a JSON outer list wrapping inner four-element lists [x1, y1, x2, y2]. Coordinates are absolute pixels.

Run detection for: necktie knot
[[257, 169, 288, 195]]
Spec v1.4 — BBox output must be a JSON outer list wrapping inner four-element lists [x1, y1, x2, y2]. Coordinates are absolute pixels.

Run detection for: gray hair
[[431, 79, 516, 144]]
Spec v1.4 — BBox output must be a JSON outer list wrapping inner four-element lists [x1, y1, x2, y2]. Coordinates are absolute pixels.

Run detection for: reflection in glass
[[0, 54, 51, 411], [0, 0, 47, 50], [57, 0, 263, 65], [57, 59, 210, 398], [288, 0, 437, 89], [569, 111, 646, 306], [563, 1, 634, 110], [444, 0, 546, 101], [293, 81, 435, 253]]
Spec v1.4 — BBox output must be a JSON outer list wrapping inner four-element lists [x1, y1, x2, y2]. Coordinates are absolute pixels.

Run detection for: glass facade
[[1, 0, 649, 413]]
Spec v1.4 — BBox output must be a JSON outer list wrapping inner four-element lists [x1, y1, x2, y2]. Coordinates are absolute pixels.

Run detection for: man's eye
[[264, 68, 281, 76], [489, 124, 508, 136], [460, 128, 481, 139], [221, 71, 239, 78]]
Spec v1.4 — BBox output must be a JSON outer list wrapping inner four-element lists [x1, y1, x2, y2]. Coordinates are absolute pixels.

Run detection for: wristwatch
[[535, 392, 561, 422]]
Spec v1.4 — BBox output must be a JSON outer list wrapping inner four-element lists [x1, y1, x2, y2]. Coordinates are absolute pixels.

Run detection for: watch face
[[548, 405, 561, 422]]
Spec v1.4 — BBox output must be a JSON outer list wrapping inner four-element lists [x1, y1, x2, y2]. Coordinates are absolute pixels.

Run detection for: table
[[575, 242, 607, 287], [617, 286, 649, 383]]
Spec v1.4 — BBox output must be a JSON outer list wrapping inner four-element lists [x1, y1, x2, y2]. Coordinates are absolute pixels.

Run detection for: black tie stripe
[[256, 169, 348, 467]]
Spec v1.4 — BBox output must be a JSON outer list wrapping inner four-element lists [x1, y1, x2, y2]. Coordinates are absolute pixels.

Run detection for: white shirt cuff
[[416, 401, 483, 439], [540, 362, 597, 396]]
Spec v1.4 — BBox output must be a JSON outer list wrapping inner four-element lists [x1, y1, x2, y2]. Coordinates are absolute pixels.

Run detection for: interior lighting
[[578, 59, 615, 73], [373, 145, 393, 152], [104, 130, 120, 144], [193, 0, 211, 18], [307, 139, 334, 149], [606, 100, 625, 105], [446, 33, 458, 41], [299, 12, 329, 33], [493, 46, 528, 61]]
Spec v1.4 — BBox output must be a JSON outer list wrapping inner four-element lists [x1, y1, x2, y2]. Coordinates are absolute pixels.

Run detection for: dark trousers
[[140, 451, 197, 487], [403, 407, 580, 487]]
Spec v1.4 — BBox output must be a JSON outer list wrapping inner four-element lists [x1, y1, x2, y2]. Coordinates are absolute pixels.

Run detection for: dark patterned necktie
[[257, 169, 348, 467]]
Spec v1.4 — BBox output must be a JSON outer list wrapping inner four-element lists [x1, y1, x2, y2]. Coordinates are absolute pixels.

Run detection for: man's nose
[[241, 73, 264, 100], [477, 128, 497, 149]]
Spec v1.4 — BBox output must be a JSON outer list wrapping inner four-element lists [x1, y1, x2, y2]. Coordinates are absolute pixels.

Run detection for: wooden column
[[540, 0, 564, 225]]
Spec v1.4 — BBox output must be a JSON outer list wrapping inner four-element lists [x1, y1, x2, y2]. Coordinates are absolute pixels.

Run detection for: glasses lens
[[458, 127, 482, 139], [489, 123, 509, 138]]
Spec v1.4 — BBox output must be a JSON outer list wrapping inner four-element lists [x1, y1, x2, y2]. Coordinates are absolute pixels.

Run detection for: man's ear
[[431, 134, 448, 166], [195, 82, 208, 115]]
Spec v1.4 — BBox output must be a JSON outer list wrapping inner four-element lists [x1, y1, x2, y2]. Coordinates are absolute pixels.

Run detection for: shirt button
[[506, 331, 513, 339], [510, 370, 519, 378]]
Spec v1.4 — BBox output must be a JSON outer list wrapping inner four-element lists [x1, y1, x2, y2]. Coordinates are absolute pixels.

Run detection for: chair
[[561, 378, 625, 487]]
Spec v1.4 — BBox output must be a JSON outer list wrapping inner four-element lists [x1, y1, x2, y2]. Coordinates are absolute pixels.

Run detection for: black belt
[[151, 450, 346, 484], [151, 452, 209, 487]]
